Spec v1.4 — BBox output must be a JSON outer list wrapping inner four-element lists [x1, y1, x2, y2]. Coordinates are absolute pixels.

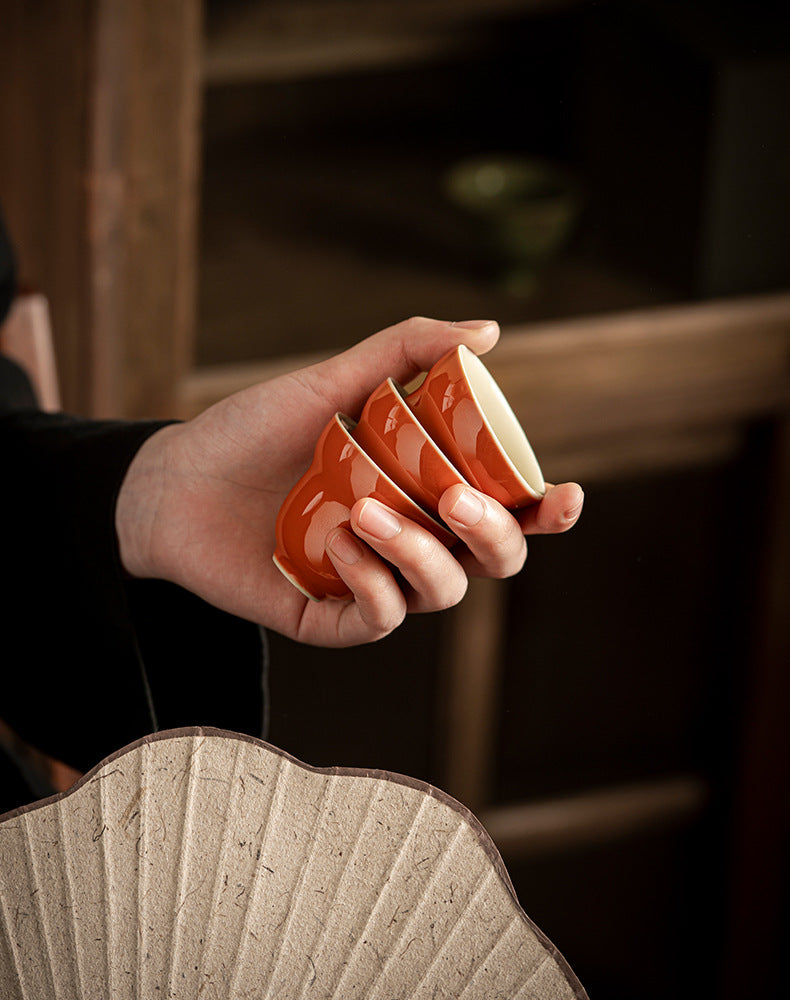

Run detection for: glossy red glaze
[[406, 345, 545, 509], [354, 377, 470, 516], [273, 413, 455, 601]]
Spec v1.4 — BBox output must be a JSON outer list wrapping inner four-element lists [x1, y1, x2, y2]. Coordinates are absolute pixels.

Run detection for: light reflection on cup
[[273, 413, 454, 602]]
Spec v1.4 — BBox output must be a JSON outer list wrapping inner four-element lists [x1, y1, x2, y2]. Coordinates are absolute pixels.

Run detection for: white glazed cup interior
[[458, 345, 545, 497]]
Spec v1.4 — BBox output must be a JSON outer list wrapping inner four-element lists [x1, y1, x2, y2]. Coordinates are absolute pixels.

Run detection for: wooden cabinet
[[2, 2, 789, 998]]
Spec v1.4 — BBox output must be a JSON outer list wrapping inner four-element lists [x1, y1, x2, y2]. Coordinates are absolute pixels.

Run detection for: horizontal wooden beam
[[487, 293, 790, 456], [479, 774, 709, 858], [203, 0, 578, 84], [178, 349, 332, 417], [545, 424, 747, 484], [180, 294, 790, 433]]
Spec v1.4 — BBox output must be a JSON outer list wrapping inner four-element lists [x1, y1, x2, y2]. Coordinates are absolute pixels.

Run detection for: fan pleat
[[165, 733, 247, 994], [230, 755, 361, 993], [0, 819, 39, 999], [197, 738, 285, 993], [406, 866, 507, 999], [514, 951, 575, 1000], [157, 732, 223, 995], [256, 764, 335, 998], [224, 745, 295, 995], [290, 772, 380, 999], [453, 914, 542, 999], [94, 771, 115, 1000], [0, 895, 22, 998], [95, 729, 145, 996], [294, 774, 429, 998], [367, 827, 492, 1000], [28, 806, 83, 997], [137, 735, 200, 993], [328, 792, 437, 998], [161, 732, 205, 995], [56, 772, 110, 997]]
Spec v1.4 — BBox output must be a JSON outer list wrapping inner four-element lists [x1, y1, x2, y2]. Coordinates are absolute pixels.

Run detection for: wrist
[[115, 423, 181, 579]]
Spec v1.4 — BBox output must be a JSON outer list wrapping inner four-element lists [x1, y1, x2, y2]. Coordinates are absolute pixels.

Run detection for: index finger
[[299, 317, 500, 419]]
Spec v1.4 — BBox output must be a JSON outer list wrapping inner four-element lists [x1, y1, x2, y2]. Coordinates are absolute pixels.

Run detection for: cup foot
[[272, 553, 322, 602], [272, 552, 353, 603]]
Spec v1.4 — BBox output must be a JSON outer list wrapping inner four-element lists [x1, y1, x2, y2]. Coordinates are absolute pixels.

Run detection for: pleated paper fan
[[0, 727, 588, 999]]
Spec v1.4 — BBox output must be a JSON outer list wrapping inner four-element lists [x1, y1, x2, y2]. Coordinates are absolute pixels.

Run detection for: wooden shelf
[[480, 774, 708, 858], [196, 131, 680, 369], [196, 238, 678, 370], [203, 0, 582, 83]]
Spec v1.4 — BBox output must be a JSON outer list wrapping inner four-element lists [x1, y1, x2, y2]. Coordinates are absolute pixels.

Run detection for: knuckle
[[475, 530, 527, 579], [494, 538, 527, 578], [402, 315, 442, 341], [437, 574, 468, 611], [367, 600, 407, 639], [392, 528, 443, 570], [416, 562, 467, 613], [412, 542, 468, 610]]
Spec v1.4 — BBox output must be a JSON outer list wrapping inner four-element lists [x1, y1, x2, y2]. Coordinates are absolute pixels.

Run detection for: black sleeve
[[0, 358, 266, 774]]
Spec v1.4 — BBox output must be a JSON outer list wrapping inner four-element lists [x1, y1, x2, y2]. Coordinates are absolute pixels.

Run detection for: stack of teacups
[[273, 345, 545, 600]]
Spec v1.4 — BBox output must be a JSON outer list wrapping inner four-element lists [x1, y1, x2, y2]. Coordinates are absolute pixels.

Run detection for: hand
[[116, 317, 584, 647]]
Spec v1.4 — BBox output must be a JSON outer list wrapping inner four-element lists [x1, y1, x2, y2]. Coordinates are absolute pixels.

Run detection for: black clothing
[[0, 215, 266, 815]]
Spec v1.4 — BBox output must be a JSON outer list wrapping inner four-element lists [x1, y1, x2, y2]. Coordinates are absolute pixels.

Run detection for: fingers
[[517, 482, 585, 535], [324, 523, 407, 639], [436, 483, 583, 579], [439, 485, 529, 579], [437, 482, 584, 577], [323, 485, 532, 639], [352, 498, 469, 614], [326, 498, 468, 625], [302, 317, 500, 418], [315, 482, 583, 645]]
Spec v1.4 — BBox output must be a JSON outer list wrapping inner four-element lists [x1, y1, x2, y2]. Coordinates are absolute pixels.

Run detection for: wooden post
[[439, 576, 507, 813], [0, 0, 201, 418]]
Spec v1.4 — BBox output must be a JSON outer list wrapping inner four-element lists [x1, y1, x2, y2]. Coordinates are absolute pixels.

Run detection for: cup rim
[[334, 412, 455, 542], [455, 345, 545, 499], [372, 376, 473, 484]]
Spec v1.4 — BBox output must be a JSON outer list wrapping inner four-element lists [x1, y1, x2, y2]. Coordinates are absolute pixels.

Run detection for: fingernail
[[447, 488, 485, 527], [327, 529, 364, 565], [452, 319, 497, 330], [357, 499, 401, 540], [563, 490, 585, 522]]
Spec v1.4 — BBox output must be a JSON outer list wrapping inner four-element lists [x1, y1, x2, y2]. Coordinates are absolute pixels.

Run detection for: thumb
[[303, 316, 500, 416]]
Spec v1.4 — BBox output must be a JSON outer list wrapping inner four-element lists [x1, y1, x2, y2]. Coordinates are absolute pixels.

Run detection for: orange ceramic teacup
[[406, 344, 545, 509], [273, 412, 454, 601], [353, 377, 470, 517]]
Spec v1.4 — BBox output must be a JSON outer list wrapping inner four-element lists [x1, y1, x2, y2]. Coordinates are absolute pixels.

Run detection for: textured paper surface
[[0, 727, 587, 999]]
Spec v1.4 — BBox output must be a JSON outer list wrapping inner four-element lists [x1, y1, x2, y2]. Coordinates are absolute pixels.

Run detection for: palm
[[153, 372, 358, 645]]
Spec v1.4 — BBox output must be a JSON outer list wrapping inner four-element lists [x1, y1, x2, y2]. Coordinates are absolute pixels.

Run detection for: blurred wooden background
[[2, 2, 789, 997]]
